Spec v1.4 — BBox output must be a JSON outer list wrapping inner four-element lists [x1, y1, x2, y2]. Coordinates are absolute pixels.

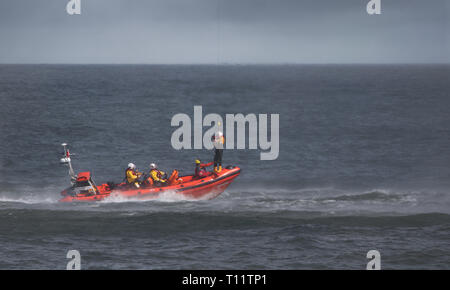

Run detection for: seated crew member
[[125, 163, 142, 188], [194, 159, 213, 178], [149, 163, 167, 186]]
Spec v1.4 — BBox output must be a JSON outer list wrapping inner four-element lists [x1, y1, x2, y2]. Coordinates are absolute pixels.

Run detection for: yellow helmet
[[195, 159, 201, 164]]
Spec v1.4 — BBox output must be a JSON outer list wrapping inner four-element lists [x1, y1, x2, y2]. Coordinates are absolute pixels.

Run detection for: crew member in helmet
[[211, 131, 225, 173], [149, 163, 167, 186], [125, 163, 142, 188], [194, 159, 213, 178]]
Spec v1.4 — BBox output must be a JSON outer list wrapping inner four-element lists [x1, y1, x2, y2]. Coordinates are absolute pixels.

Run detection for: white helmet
[[215, 131, 223, 138], [128, 163, 136, 169], [149, 163, 156, 169]]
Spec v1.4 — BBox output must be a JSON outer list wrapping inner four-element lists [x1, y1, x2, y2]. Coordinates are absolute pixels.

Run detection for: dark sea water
[[0, 64, 449, 269]]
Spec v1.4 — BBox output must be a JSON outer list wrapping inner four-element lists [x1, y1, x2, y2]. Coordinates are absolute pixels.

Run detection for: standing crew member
[[211, 131, 225, 173], [149, 163, 167, 186], [125, 163, 142, 188], [194, 159, 213, 178]]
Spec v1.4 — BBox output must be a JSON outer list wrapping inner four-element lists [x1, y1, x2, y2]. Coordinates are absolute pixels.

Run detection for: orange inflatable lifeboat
[[58, 144, 240, 202]]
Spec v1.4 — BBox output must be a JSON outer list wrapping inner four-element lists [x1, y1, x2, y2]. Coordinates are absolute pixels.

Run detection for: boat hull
[[59, 166, 240, 202]]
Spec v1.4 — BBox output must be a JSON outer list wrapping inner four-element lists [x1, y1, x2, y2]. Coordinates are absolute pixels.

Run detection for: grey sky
[[0, 0, 448, 64]]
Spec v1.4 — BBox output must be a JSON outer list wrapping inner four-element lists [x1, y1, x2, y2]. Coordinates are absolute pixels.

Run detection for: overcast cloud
[[0, 0, 448, 63]]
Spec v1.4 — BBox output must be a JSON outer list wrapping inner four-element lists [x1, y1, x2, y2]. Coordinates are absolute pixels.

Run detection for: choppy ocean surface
[[0, 64, 449, 269]]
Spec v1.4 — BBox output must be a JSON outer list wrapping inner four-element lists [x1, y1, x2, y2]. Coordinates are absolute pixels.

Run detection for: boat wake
[[0, 186, 448, 217], [0, 185, 60, 205], [0, 196, 57, 205]]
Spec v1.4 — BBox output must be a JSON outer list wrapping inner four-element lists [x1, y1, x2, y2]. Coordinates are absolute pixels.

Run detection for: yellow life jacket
[[126, 169, 138, 183], [150, 169, 165, 182]]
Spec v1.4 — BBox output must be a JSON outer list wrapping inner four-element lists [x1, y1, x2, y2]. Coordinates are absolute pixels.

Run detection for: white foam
[[99, 189, 206, 204], [0, 187, 59, 204], [0, 196, 56, 204]]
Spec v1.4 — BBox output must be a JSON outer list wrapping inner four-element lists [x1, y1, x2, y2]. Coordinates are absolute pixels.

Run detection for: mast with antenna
[[60, 143, 76, 185]]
